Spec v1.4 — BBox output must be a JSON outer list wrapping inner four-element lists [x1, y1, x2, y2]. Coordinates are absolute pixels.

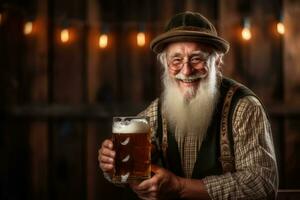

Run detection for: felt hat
[[150, 11, 230, 54]]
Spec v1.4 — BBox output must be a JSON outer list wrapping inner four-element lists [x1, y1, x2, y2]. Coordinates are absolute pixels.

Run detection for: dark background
[[1, 0, 300, 199]]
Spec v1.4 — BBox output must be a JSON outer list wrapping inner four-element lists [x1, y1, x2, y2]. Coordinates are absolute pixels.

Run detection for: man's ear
[[215, 53, 223, 68]]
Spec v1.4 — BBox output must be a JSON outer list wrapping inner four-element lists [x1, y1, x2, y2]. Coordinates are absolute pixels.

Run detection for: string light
[[98, 33, 108, 48], [24, 21, 33, 35], [277, 22, 285, 35], [241, 18, 252, 41], [60, 28, 70, 43], [242, 28, 251, 40], [276, 14, 285, 35], [6, 14, 284, 46], [137, 32, 146, 47]]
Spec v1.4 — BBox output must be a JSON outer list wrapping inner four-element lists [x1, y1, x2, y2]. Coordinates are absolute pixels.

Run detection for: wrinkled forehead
[[165, 42, 213, 56]]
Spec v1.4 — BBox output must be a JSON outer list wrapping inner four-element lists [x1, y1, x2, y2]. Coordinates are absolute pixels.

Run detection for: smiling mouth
[[178, 78, 201, 83]]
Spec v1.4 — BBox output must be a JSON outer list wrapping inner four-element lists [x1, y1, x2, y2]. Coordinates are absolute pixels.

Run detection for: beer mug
[[112, 116, 151, 184]]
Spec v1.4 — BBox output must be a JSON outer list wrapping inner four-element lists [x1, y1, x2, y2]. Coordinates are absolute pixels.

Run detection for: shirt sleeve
[[202, 96, 279, 199], [138, 98, 159, 139]]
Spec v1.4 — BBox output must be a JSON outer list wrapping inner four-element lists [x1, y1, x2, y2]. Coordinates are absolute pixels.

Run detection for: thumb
[[151, 164, 161, 174]]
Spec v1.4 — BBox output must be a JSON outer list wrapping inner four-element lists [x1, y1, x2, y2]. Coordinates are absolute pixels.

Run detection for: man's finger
[[136, 175, 159, 191], [101, 148, 115, 157], [151, 164, 163, 175], [102, 139, 113, 149], [100, 163, 113, 172], [134, 184, 158, 195], [151, 164, 160, 174], [100, 155, 114, 164]]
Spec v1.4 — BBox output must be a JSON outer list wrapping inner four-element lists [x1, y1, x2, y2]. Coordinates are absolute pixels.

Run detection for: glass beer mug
[[112, 116, 151, 184]]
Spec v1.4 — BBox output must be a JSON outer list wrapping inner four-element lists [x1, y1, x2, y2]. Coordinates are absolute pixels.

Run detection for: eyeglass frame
[[166, 50, 211, 71]]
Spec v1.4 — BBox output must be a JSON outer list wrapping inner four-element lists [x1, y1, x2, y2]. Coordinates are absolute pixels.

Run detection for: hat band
[[167, 26, 217, 36]]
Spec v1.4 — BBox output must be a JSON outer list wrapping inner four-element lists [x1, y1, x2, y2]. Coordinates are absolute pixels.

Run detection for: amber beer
[[112, 117, 151, 184]]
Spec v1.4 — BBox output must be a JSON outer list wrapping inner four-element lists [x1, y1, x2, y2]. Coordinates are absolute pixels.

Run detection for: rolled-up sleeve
[[202, 96, 278, 199]]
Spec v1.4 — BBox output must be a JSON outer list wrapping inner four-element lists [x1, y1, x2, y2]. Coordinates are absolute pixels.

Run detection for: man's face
[[165, 42, 212, 98], [162, 42, 219, 137]]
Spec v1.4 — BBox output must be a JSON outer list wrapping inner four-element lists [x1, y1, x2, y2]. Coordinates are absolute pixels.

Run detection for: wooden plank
[[2, 103, 300, 119], [283, 0, 300, 188], [284, 0, 300, 103], [28, 0, 50, 199]]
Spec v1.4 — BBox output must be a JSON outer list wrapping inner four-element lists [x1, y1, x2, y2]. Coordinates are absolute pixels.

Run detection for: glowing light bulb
[[137, 32, 146, 47], [98, 34, 108, 48], [241, 18, 252, 41], [0, 13, 2, 25], [277, 22, 285, 35], [24, 21, 33, 35], [60, 28, 70, 43], [242, 27, 251, 40]]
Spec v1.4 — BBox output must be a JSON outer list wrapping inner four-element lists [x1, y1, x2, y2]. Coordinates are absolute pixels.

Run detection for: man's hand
[[98, 139, 115, 174], [130, 164, 182, 200]]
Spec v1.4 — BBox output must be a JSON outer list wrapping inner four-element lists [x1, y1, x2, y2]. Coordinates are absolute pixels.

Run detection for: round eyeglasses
[[167, 53, 210, 71]]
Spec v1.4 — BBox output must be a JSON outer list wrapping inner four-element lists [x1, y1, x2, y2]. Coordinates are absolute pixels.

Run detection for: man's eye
[[190, 56, 203, 64], [172, 58, 182, 65]]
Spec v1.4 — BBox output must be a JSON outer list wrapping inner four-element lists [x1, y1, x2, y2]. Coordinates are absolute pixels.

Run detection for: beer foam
[[113, 120, 149, 134]]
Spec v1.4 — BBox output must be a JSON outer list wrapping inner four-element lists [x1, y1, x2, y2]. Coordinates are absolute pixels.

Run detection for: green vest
[[154, 77, 257, 179]]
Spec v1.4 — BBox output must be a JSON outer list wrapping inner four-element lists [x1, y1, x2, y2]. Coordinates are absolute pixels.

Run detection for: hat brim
[[150, 30, 230, 54]]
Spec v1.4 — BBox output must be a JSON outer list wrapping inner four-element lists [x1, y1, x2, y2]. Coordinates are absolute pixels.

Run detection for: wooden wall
[[1, 0, 300, 199]]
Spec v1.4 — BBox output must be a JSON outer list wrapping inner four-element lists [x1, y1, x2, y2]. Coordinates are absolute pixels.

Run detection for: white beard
[[162, 57, 219, 143]]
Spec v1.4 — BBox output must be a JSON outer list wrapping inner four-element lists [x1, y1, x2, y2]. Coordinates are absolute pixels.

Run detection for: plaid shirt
[[139, 96, 278, 199]]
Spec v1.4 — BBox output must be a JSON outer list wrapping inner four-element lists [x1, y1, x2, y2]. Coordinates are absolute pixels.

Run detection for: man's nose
[[181, 62, 194, 76]]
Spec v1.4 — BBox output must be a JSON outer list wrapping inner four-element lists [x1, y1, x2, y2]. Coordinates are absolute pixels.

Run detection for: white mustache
[[175, 71, 208, 82]]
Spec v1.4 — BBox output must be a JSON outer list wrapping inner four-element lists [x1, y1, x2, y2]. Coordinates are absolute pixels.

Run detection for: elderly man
[[98, 11, 278, 199]]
